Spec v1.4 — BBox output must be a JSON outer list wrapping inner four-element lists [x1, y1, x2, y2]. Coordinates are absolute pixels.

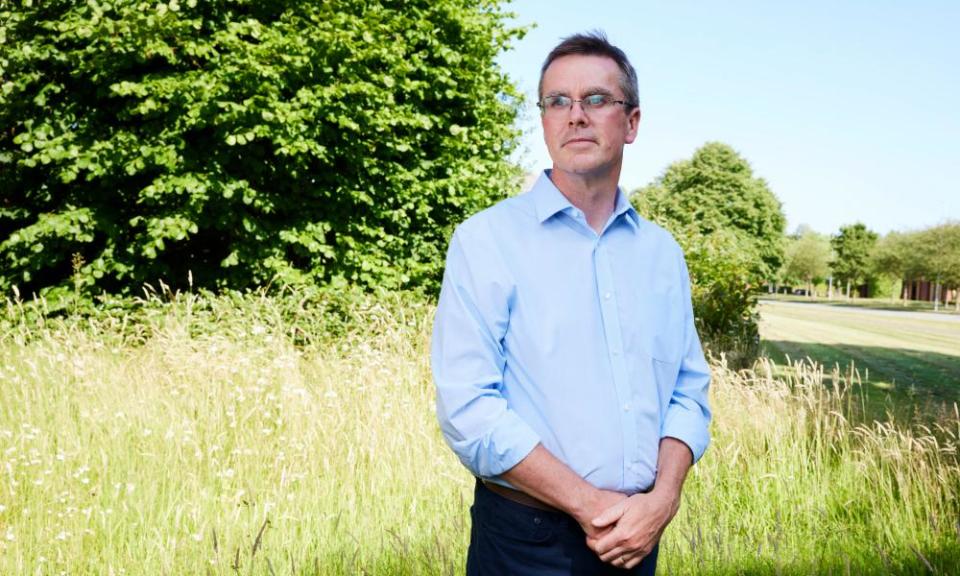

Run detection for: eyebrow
[[544, 86, 616, 98]]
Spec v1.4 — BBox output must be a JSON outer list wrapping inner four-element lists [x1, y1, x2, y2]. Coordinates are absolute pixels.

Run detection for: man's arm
[[587, 437, 693, 568], [432, 229, 541, 478], [501, 444, 627, 539]]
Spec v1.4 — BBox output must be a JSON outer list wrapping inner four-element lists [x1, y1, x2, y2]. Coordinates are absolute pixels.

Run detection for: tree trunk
[[845, 280, 851, 299]]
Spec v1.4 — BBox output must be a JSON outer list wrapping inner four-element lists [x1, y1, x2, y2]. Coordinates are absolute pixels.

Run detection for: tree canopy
[[830, 223, 879, 289], [915, 223, 960, 289], [632, 141, 786, 281], [0, 0, 524, 301], [782, 226, 831, 293]]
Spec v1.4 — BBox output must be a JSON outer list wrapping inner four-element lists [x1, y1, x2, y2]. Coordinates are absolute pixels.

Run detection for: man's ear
[[625, 107, 641, 144]]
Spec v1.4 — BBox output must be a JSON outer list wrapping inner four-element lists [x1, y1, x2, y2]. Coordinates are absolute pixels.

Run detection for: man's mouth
[[563, 137, 596, 147]]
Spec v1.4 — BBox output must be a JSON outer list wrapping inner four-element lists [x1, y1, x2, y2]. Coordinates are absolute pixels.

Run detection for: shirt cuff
[[451, 409, 541, 478], [660, 406, 710, 463]]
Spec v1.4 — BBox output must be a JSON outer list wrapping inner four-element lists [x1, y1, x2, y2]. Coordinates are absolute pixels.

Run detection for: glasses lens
[[583, 94, 610, 108], [543, 95, 571, 110]]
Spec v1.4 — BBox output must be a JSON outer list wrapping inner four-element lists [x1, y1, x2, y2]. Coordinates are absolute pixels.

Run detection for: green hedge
[[1, 0, 524, 302]]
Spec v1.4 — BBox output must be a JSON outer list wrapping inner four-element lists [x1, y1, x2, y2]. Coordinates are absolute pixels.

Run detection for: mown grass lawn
[[759, 299, 960, 422]]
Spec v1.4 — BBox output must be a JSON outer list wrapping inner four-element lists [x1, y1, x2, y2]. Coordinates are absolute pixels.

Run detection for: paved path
[[758, 299, 960, 324]]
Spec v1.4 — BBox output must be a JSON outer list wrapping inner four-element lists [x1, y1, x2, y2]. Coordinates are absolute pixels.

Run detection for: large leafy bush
[[0, 0, 524, 301]]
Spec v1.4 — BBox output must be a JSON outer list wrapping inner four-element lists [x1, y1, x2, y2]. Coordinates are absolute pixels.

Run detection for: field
[[1, 290, 958, 575], [759, 299, 960, 423], [764, 293, 960, 316]]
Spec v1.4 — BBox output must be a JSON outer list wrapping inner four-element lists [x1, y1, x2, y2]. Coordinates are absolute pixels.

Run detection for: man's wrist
[[568, 485, 600, 522]]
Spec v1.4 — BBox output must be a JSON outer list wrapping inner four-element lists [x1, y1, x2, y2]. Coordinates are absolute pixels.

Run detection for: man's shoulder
[[634, 216, 684, 255]]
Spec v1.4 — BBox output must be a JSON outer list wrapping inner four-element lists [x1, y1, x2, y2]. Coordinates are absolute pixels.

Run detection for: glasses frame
[[536, 93, 634, 115]]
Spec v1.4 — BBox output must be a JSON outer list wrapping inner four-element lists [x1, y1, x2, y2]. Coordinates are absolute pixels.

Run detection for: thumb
[[591, 500, 625, 528]]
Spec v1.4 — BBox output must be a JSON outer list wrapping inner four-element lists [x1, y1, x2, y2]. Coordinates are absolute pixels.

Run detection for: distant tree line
[[779, 221, 960, 310]]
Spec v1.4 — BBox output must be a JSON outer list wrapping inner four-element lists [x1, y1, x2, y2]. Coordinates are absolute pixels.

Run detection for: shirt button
[[603, 292, 611, 300], [612, 349, 620, 356], [623, 403, 631, 412]]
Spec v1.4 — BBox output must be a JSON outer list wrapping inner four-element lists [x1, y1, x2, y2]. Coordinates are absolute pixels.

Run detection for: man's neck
[[549, 167, 621, 234]]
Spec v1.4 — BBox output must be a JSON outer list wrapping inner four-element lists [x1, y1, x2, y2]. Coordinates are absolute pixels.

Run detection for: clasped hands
[[576, 487, 680, 570]]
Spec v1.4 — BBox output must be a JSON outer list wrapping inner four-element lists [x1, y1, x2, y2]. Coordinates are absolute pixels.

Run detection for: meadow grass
[[1, 289, 958, 575]]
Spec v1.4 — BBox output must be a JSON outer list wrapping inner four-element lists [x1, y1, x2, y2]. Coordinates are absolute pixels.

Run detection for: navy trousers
[[466, 479, 659, 576]]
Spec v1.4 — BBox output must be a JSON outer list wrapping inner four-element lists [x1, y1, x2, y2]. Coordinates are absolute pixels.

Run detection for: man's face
[[540, 55, 640, 179]]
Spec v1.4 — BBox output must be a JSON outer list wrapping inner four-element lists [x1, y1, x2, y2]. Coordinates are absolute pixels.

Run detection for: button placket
[[593, 239, 639, 485]]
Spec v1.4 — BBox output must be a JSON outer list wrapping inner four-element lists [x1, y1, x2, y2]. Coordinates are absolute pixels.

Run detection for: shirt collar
[[530, 170, 640, 231]]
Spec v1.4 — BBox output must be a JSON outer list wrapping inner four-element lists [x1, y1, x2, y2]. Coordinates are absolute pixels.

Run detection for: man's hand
[[571, 489, 627, 540], [501, 443, 629, 541], [586, 488, 680, 569], [586, 437, 694, 569]]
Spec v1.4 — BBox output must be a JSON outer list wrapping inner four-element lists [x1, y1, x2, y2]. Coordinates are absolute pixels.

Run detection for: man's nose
[[567, 101, 589, 125]]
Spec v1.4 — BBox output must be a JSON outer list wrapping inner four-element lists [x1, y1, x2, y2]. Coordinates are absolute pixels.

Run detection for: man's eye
[[547, 96, 570, 109], [584, 94, 608, 107]]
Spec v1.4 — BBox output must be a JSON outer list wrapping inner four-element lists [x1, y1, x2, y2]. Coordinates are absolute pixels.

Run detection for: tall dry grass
[[0, 289, 957, 574]]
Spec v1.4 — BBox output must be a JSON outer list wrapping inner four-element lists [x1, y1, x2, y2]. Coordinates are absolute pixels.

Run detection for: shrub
[[0, 0, 524, 302]]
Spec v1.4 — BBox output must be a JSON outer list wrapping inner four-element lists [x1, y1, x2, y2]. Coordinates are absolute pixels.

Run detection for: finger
[[594, 525, 627, 556], [624, 552, 646, 570], [598, 544, 626, 563], [591, 500, 626, 529]]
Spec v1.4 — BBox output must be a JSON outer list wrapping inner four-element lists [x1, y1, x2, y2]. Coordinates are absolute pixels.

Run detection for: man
[[431, 32, 711, 575]]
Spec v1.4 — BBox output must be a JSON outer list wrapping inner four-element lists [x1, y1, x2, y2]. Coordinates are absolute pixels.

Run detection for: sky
[[497, 0, 959, 236]]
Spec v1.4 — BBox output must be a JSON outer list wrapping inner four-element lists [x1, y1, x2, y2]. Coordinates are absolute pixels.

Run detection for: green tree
[[913, 222, 960, 309], [871, 231, 922, 302], [1, 0, 524, 301], [633, 141, 786, 280], [782, 226, 831, 296], [830, 223, 878, 297]]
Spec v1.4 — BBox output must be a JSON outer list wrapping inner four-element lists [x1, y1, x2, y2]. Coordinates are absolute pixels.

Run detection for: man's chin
[[555, 159, 610, 177]]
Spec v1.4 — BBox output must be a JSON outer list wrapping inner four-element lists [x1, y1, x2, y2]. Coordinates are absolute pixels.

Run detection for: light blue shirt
[[431, 171, 711, 494]]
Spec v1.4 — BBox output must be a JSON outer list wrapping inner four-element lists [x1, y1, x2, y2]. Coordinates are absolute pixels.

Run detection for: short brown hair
[[538, 31, 639, 111]]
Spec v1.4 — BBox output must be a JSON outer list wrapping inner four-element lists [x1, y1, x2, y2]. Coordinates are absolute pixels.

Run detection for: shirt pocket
[[629, 285, 684, 365]]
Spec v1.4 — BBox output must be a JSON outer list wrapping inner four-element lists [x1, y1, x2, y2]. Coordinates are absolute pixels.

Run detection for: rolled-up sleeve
[[431, 229, 540, 477], [660, 256, 712, 463]]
